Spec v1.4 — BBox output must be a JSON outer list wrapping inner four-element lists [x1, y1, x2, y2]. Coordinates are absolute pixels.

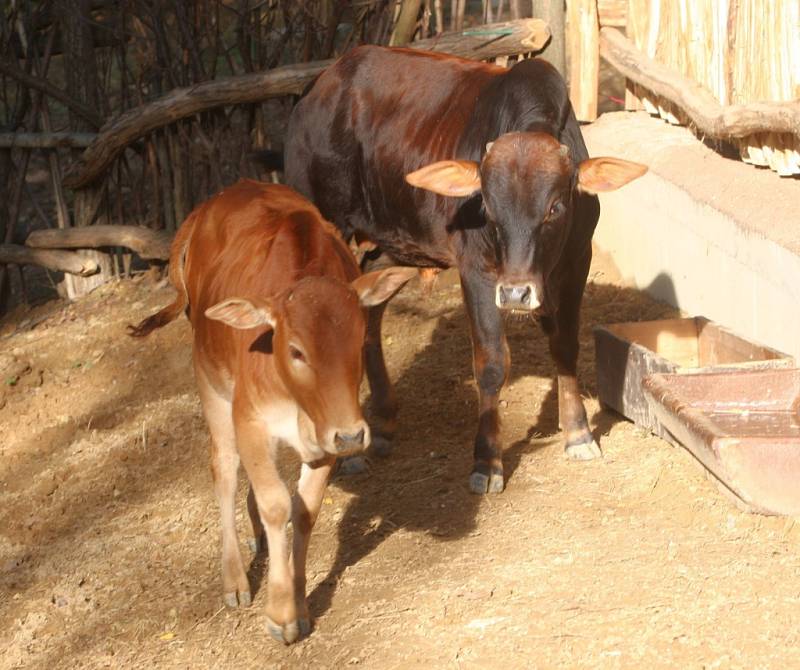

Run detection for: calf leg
[[234, 411, 300, 643], [196, 370, 251, 608], [246, 486, 267, 553], [291, 455, 336, 635], [461, 270, 510, 494], [542, 249, 601, 460]]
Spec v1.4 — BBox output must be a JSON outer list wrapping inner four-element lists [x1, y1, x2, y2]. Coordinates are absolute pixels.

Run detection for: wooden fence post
[[532, 0, 567, 80], [567, 0, 599, 121]]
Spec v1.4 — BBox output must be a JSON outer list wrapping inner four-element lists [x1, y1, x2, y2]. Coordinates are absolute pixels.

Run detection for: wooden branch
[[0, 132, 96, 149], [63, 18, 550, 190], [0, 245, 99, 276], [26, 225, 173, 261], [0, 58, 104, 129], [600, 27, 800, 139]]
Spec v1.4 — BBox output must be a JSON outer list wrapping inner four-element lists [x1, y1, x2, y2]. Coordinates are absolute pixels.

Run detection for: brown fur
[[130, 179, 414, 644]]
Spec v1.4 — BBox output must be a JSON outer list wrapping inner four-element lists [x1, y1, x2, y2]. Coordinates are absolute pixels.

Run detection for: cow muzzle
[[495, 282, 540, 311], [333, 426, 368, 455]]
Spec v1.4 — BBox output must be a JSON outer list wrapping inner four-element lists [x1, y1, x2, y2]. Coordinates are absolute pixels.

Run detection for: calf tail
[[128, 211, 196, 338]]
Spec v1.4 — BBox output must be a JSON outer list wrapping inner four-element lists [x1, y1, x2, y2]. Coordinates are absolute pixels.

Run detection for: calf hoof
[[266, 617, 306, 645], [335, 455, 369, 476], [368, 434, 393, 458], [565, 438, 602, 461], [247, 533, 267, 554], [469, 468, 504, 494], [223, 590, 252, 608]]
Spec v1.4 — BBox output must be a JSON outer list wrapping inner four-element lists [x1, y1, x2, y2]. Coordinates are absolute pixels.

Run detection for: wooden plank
[[26, 225, 173, 261], [0, 244, 99, 276], [567, 0, 599, 122]]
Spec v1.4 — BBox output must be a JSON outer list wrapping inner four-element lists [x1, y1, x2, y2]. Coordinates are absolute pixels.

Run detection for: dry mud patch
[[1, 254, 799, 669]]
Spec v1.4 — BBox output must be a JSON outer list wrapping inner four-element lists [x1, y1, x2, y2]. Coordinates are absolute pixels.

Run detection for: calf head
[[205, 267, 416, 459], [406, 131, 647, 312]]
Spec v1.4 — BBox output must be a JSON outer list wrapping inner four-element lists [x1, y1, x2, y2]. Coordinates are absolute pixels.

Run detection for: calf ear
[[405, 160, 482, 197], [352, 267, 418, 307], [577, 157, 648, 194], [205, 298, 275, 329]]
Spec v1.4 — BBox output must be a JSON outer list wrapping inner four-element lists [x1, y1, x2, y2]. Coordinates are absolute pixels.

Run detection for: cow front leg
[[461, 271, 510, 494], [364, 300, 397, 456], [542, 254, 601, 461], [290, 455, 336, 636], [234, 412, 301, 644]]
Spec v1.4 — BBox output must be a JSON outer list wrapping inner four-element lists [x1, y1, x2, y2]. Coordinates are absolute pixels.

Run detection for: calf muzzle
[[334, 427, 366, 455], [495, 282, 540, 311]]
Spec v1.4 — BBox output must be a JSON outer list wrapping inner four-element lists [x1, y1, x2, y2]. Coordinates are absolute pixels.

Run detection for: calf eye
[[289, 345, 306, 363], [548, 201, 565, 219]]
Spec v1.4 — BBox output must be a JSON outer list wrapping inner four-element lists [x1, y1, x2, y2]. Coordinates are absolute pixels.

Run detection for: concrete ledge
[[584, 112, 800, 360]]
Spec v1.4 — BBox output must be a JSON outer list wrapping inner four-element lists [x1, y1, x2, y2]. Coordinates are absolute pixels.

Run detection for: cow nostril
[[336, 428, 365, 446], [520, 285, 531, 305]]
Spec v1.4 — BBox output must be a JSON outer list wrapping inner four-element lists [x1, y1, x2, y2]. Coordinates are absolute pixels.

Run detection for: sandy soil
[[1, 249, 799, 670]]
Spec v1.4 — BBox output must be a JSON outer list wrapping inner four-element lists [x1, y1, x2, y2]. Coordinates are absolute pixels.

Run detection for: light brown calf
[[130, 180, 414, 643]]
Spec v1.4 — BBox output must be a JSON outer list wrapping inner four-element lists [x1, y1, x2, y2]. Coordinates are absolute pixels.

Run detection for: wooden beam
[[63, 18, 550, 190], [532, 0, 566, 80], [600, 27, 800, 139], [26, 225, 172, 261], [0, 58, 103, 129], [0, 132, 96, 149], [0, 244, 99, 276], [567, 0, 599, 122]]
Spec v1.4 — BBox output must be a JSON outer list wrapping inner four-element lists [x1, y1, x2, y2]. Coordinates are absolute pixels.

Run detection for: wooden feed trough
[[594, 316, 794, 438], [643, 368, 800, 516]]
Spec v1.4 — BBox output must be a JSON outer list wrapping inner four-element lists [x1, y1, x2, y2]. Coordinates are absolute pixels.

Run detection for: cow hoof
[[299, 618, 311, 637], [368, 435, 393, 458], [336, 455, 369, 476], [266, 617, 301, 645], [565, 439, 602, 461], [223, 590, 251, 608], [469, 470, 504, 494], [247, 533, 267, 554]]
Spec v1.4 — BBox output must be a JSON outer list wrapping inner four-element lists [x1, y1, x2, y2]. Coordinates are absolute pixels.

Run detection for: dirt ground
[[1, 246, 799, 670]]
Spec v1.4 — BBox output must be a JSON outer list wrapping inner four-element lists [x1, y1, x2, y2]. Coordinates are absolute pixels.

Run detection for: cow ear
[[205, 298, 275, 329], [351, 267, 418, 307], [405, 160, 482, 197], [577, 157, 648, 194]]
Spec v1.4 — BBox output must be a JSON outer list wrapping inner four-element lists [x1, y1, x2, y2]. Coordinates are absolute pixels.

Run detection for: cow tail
[[127, 211, 196, 338]]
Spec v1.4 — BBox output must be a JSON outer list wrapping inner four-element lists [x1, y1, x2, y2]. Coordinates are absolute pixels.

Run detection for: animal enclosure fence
[[569, 0, 800, 175]]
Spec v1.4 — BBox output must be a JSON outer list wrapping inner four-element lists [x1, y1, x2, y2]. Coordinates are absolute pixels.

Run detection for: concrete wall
[[583, 112, 800, 361]]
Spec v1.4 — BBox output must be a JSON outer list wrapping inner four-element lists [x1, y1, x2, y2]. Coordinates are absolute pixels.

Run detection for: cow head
[[405, 132, 647, 312], [205, 267, 416, 459]]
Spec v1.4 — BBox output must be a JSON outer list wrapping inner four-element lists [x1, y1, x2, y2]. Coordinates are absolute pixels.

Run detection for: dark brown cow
[[130, 180, 414, 643], [282, 46, 647, 494]]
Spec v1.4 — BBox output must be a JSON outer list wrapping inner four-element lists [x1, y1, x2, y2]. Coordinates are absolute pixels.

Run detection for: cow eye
[[289, 345, 306, 364], [548, 201, 565, 219]]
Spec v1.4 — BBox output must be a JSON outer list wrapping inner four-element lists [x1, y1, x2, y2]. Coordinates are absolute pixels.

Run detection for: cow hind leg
[[461, 271, 509, 494], [197, 374, 251, 608], [246, 486, 267, 554]]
